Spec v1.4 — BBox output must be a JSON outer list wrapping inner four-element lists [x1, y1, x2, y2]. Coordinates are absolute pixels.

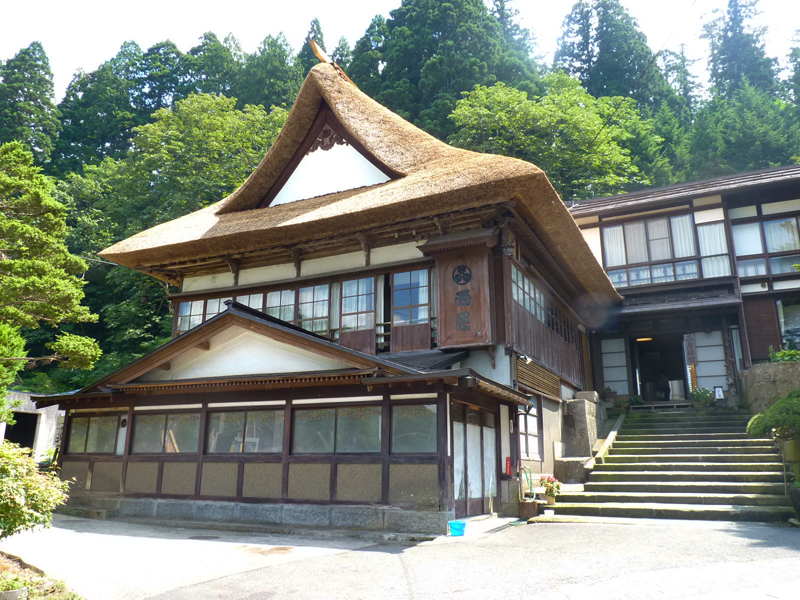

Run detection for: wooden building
[[36, 64, 618, 534], [571, 166, 800, 403]]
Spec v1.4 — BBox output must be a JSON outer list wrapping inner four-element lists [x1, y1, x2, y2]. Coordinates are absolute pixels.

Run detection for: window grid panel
[[392, 269, 429, 326], [297, 284, 330, 334], [266, 289, 296, 323], [511, 266, 578, 348], [341, 277, 376, 332]]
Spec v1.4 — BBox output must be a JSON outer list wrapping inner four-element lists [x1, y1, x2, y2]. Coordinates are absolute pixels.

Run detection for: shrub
[[769, 347, 800, 362], [746, 388, 800, 440], [692, 387, 714, 405], [0, 442, 70, 540], [629, 395, 645, 406]]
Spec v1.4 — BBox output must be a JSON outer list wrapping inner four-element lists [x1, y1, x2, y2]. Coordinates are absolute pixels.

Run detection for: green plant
[[769, 347, 800, 362], [692, 387, 714, 405], [629, 395, 645, 406], [746, 388, 800, 440], [539, 475, 561, 498], [0, 442, 70, 540]]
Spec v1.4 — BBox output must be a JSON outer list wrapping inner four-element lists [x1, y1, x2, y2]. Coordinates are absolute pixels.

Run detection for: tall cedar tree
[[490, 0, 540, 97], [297, 19, 326, 76], [554, 0, 675, 111], [0, 42, 61, 164], [180, 33, 243, 98], [0, 141, 101, 399], [704, 0, 777, 98], [349, 16, 390, 99], [331, 37, 353, 71], [236, 34, 302, 110]]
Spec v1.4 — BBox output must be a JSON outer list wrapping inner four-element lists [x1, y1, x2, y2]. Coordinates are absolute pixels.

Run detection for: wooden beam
[[195, 341, 211, 351], [154, 362, 171, 371]]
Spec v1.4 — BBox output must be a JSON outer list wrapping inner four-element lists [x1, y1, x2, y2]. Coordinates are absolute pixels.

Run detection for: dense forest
[[1, 0, 799, 394]]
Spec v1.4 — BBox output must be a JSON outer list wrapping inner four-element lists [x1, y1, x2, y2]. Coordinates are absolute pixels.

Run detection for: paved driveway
[[1, 515, 799, 599]]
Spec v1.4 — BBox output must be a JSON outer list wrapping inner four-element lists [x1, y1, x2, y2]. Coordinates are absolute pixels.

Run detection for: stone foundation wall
[[64, 493, 454, 535], [741, 362, 800, 414]]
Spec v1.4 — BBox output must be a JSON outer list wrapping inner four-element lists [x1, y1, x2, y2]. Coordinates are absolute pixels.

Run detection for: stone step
[[621, 417, 751, 426], [589, 471, 786, 483], [609, 445, 777, 455], [617, 433, 752, 441], [613, 439, 773, 448], [583, 481, 788, 494], [625, 411, 752, 420], [594, 462, 785, 473], [558, 491, 792, 506], [549, 502, 794, 522], [621, 426, 748, 435], [57, 506, 119, 520], [604, 453, 780, 464]]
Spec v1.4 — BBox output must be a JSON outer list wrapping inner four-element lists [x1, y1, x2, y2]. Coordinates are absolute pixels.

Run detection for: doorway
[[452, 403, 498, 518], [4, 412, 38, 449], [632, 335, 688, 402]]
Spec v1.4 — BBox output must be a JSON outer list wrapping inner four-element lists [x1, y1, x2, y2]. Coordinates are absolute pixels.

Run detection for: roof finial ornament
[[310, 39, 354, 85]]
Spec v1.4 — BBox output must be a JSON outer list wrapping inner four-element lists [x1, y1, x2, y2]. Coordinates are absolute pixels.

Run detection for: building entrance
[[632, 335, 688, 402], [4, 412, 38, 449]]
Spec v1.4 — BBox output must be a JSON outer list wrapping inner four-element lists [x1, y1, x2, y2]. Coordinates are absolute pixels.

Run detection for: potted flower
[[539, 475, 561, 504]]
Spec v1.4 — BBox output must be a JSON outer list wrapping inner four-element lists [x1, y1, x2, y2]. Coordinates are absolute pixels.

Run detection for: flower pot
[[520, 500, 539, 520], [546, 495, 556, 505]]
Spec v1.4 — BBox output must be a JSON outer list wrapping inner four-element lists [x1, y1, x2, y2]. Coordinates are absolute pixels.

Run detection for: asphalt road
[[1, 515, 799, 599]]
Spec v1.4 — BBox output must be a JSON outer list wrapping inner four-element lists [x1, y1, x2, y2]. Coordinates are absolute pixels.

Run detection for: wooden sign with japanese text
[[436, 247, 493, 348]]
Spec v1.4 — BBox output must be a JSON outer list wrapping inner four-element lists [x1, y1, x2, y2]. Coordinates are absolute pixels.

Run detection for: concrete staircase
[[553, 409, 795, 522]]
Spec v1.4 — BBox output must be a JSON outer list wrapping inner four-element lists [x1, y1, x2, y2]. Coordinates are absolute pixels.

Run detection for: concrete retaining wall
[[64, 493, 454, 535], [741, 362, 800, 414]]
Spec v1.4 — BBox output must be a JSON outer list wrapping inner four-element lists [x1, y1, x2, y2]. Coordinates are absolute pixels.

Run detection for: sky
[[1, 0, 799, 101]]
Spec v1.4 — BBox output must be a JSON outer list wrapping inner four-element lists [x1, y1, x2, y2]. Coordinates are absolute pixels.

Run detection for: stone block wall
[[741, 362, 800, 414]]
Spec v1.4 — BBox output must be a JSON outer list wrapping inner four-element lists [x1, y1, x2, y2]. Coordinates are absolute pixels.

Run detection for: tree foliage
[[0, 442, 70, 540], [0, 42, 61, 164], [297, 18, 326, 76]]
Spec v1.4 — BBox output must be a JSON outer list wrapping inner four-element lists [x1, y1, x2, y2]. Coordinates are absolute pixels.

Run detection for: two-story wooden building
[[36, 63, 619, 534], [571, 166, 800, 404]]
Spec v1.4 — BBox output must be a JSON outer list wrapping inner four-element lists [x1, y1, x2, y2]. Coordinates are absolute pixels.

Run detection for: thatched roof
[[99, 63, 620, 313]]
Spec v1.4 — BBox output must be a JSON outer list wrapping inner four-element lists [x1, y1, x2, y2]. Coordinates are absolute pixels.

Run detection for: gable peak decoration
[[309, 123, 346, 154]]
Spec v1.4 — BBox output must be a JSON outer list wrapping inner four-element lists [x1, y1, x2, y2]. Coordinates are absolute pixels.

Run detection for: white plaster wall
[[460, 346, 513, 386], [694, 207, 725, 224], [182, 272, 235, 292], [773, 279, 800, 290], [371, 242, 424, 265], [741, 282, 769, 294], [272, 143, 390, 206], [692, 195, 722, 207], [137, 327, 350, 382], [580, 227, 603, 266], [301, 252, 365, 277], [239, 263, 296, 286], [762, 198, 800, 215]]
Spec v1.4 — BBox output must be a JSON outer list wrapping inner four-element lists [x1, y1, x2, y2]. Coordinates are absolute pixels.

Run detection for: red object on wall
[[505, 457, 512, 476]]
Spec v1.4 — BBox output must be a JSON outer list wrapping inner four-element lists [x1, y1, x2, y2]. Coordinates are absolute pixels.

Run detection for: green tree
[[490, 0, 541, 97], [554, 0, 675, 111], [0, 141, 100, 399], [704, 0, 777, 97], [449, 74, 663, 201], [181, 33, 243, 97], [235, 34, 302, 110], [297, 18, 326, 76], [0, 442, 70, 540], [0, 42, 61, 164], [331, 37, 353, 71], [51, 42, 146, 175], [133, 40, 186, 111], [349, 15, 390, 98]]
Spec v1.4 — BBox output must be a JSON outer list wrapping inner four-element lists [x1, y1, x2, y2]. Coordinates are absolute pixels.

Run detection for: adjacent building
[[35, 64, 618, 533], [571, 166, 800, 403]]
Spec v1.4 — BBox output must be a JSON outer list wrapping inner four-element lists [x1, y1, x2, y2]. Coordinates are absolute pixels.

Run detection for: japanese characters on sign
[[453, 265, 472, 331]]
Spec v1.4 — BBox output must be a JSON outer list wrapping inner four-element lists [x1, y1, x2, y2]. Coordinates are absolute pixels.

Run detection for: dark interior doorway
[[633, 336, 687, 402], [4, 412, 38, 449]]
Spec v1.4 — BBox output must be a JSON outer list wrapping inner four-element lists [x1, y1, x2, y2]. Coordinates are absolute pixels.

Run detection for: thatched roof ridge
[[98, 63, 620, 316]]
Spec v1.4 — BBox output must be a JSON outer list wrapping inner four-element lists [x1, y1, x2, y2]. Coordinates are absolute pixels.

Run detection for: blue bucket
[[449, 520, 466, 536]]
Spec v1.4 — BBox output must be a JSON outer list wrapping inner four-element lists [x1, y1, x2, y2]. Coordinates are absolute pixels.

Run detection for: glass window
[[778, 299, 800, 349], [236, 293, 264, 311], [628, 266, 651, 286], [607, 269, 628, 288], [764, 218, 800, 253], [670, 214, 696, 258], [697, 222, 729, 256], [392, 269, 429, 326], [298, 284, 330, 334], [132, 414, 166, 453], [336, 406, 382, 453], [293, 408, 335, 453], [647, 218, 672, 261], [244, 410, 284, 453], [266, 290, 295, 323], [85, 416, 119, 453], [518, 404, 540, 460], [177, 300, 205, 332], [738, 258, 768, 277], [391, 404, 437, 453], [67, 417, 89, 454], [206, 412, 246, 453], [702, 256, 731, 278], [205, 297, 233, 319], [603, 225, 626, 267], [624, 221, 649, 264], [769, 254, 800, 275], [341, 277, 375, 331], [165, 413, 201, 453], [674, 260, 698, 280], [651, 263, 675, 284], [732, 223, 764, 256]]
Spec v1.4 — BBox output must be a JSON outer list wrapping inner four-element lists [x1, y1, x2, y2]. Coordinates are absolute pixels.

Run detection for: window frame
[[517, 400, 541, 462], [728, 209, 800, 281], [290, 404, 384, 455], [391, 268, 431, 328], [65, 413, 123, 455], [341, 276, 377, 333], [130, 411, 202, 455], [204, 408, 285, 455]]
